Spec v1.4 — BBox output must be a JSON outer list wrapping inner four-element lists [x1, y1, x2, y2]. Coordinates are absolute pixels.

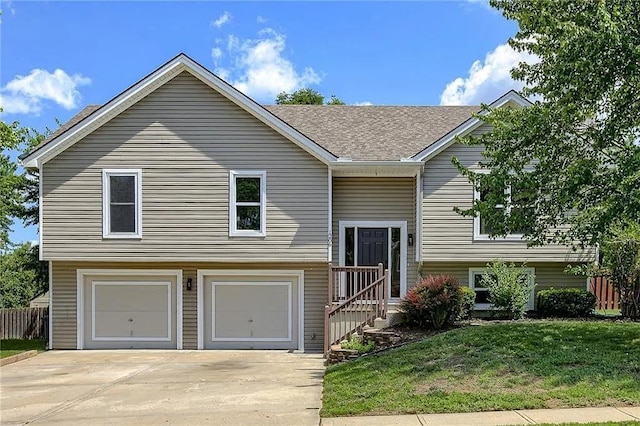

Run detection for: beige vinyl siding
[[332, 177, 419, 288], [51, 261, 327, 352], [420, 262, 588, 304], [42, 71, 328, 262], [422, 136, 594, 263]]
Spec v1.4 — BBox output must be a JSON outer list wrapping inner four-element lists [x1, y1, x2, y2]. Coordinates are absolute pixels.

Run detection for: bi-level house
[[21, 54, 592, 353]]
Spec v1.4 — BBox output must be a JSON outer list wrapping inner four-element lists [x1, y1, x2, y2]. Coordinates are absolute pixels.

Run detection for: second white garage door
[[198, 270, 302, 350]]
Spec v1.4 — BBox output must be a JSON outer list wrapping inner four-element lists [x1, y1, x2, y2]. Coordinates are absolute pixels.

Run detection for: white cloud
[[211, 47, 223, 62], [256, 16, 267, 24], [214, 28, 321, 102], [439, 42, 537, 105], [353, 101, 372, 106], [0, 68, 91, 115], [211, 11, 231, 29]]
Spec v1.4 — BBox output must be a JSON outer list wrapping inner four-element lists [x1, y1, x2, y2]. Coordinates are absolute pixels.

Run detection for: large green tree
[[275, 88, 345, 105], [454, 0, 640, 249], [0, 242, 48, 308], [0, 117, 45, 249]]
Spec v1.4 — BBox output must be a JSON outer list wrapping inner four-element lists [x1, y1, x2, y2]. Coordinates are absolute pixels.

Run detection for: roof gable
[[22, 53, 337, 168], [411, 90, 532, 162]]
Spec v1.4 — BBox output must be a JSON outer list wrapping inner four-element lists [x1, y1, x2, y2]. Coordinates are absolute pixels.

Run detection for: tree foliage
[[454, 0, 640, 248], [0, 243, 48, 308], [0, 115, 46, 248], [601, 222, 640, 319], [275, 88, 345, 105]]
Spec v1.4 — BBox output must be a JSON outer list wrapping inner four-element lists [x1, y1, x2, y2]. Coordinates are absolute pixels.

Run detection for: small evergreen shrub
[[483, 260, 536, 319], [537, 288, 596, 318], [458, 286, 476, 320], [400, 275, 463, 329]]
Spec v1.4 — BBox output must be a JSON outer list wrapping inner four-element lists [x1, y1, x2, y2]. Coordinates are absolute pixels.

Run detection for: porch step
[[373, 310, 403, 328]]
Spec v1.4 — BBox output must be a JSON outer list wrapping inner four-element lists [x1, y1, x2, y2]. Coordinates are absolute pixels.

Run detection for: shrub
[[340, 336, 375, 354], [399, 275, 463, 329], [458, 286, 476, 320], [483, 260, 536, 319], [537, 288, 596, 318]]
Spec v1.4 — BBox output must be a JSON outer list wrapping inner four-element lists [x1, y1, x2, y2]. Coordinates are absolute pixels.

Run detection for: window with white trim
[[102, 169, 142, 238], [468, 267, 535, 310], [229, 170, 266, 236], [473, 180, 532, 240]]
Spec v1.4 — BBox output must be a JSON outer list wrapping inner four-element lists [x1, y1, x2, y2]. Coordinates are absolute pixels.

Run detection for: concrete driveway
[[1, 350, 325, 425]]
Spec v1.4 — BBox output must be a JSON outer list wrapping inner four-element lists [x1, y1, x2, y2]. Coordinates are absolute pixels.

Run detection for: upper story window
[[473, 180, 531, 241], [102, 169, 142, 239], [229, 170, 266, 237]]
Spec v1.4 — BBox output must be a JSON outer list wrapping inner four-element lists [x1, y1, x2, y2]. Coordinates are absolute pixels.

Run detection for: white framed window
[[468, 267, 535, 310], [229, 170, 266, 237], [473, 181, 528, 241], [102, 169, 142, 239]]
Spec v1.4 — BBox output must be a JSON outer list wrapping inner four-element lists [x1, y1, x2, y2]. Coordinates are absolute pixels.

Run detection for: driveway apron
[[0, 350, 325, 425]]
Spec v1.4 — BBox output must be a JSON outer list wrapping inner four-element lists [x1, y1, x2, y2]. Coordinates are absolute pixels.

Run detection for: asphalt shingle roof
[[264, 105, 480, 160], [29, 104, 480, 162]]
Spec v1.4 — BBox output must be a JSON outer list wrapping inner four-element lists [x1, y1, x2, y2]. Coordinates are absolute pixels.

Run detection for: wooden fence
[[590, 276, 619, 311], [0, 307, 49, 340]]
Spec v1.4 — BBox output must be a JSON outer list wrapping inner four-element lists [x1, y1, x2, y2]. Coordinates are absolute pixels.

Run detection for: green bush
[[400, 275, 463, 329], [340, 336, 375, 354], [537, 288, 596, 318], [458, 286, 476, 320], [483, 260, 536, 319]]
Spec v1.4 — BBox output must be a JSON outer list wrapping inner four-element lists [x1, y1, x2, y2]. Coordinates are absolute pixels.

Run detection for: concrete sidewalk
[[322, 406, 640, 425]]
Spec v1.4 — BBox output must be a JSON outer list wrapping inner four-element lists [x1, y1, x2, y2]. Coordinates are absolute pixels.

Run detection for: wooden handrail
[[326, 275, 386, 316], [328, 263, 385, 303], [324, 267, 389, 355]]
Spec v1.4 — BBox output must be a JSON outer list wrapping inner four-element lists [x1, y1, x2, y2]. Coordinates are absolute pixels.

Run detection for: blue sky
[[1, 1, 532, 244]]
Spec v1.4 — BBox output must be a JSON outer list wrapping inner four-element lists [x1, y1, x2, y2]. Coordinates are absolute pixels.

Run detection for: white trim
[[338, 220, 408, 300], [91, 281, 172, 341], [21, 54, 337, 168], [229, 170, 267, 237], [468, 267, 536, 310], [413, 91, 532, 162], [196, 269, 305, 351], [210, 281, 292, 342], [328, 167, 333, 262], [415, 172, 422, 262], [76, 269, 182, 350], [48, 261, 52, 349], [38, 166, 43, 260], [472, 179, 526, 242], [102, 169, 142, 239]]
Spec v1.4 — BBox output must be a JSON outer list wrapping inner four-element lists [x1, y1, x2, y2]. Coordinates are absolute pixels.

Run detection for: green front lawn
[[0, 339, 47, 358], [322, 321, 640, 417]]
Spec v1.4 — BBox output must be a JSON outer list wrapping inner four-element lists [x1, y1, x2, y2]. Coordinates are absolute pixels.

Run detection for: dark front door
[[357, 228, 388, 268]]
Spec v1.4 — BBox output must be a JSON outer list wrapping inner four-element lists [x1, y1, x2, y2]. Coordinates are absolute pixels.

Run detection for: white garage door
[[81, 272, 179, 349], [200, 272, 301, 350]]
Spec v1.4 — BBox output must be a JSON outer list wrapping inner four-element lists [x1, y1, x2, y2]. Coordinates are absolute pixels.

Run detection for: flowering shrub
[[399, 275, 463, 329]]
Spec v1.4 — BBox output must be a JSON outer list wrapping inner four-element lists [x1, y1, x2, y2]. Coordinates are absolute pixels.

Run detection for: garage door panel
[[83, 274, 178, 349], [213, 283, 290, 340], [203, 274, 299, 350], [94, 283, 170, 312], [94, 311, 170, 339]]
